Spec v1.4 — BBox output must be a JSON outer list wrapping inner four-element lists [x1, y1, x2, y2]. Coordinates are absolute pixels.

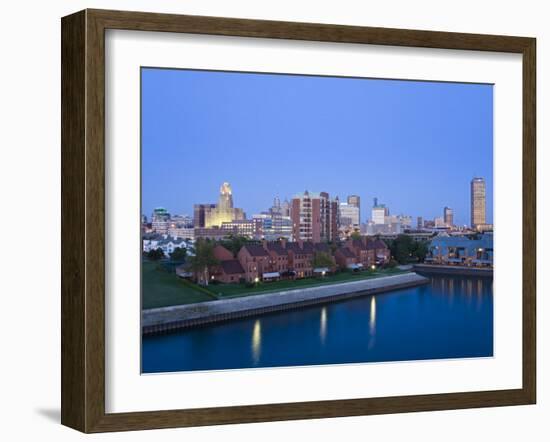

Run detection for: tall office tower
[[193, 203, 216, 228], [194, 182, 245, 228], [347, 195, 361, 224], [470, 177, 486, 228], [270, 197, 283, 235], [417, 216, 423, 229], [217, 182, 234, 211], [151, 207, 171, 233], [444, 206, 454, 227], [329, 197, 340, 242], [339, 203, 360, 227], [281, 198, 291, 217], [291, 190, 338, 242], [371, 197, 389, 225]]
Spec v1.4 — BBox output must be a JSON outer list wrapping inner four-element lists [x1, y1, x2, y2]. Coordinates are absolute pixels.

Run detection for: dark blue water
[[142, 275, 493, 373]]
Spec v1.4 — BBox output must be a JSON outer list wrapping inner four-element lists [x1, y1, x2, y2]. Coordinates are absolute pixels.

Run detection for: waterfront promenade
[[142, 272, 429, 335]]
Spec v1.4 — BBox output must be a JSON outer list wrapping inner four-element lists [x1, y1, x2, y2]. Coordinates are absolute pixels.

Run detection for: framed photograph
[[61, 9, 536, 432]]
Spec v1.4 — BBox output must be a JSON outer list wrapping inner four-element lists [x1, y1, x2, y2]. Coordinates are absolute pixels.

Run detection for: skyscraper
[[444, 206, 454, 227], [371, 198, 389, 225], [151, 207, 171, 233], [194, 182, 245, 228], [470, 177, 486, 228], [281, 198, 291, 217], [291, 190, 338, 242], [347, 195, 361, 224], [339, 203, 360, 227]]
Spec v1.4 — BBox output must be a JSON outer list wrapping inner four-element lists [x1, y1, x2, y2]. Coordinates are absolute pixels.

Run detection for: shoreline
[[413, 264, 493, 277], [142, 272, 429, 335]]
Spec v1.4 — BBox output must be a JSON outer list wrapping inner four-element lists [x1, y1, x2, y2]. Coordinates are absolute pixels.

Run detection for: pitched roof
[[285, 242, 302, 253], [285, 242, 314, 255], [300, 242, 316, 254], [220, 259, 246, 275], [337, 247, 356, 258], [266, 242, 287, 256], [373, 239, 388, 249], [351, 239, 368, 250], [242, 244, 270, 257], [314, 243, 331, 253]]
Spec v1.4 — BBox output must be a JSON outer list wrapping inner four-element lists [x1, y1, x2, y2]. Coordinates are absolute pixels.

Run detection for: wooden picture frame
[[61, 8, 536, 433]]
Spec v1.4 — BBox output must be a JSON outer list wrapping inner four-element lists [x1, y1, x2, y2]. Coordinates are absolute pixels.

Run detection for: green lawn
[[211, 268, 407, 299], [142, 261, 407, 308], [142, 261, 216, 309]]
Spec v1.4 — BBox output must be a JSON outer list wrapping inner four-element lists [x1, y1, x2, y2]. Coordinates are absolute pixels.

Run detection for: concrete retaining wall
[[142, 273, 429, 335], [414, 264, 493, 277]]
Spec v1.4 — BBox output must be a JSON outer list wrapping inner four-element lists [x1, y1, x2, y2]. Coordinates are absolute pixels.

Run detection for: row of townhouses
[[208, 237, 390, 284]]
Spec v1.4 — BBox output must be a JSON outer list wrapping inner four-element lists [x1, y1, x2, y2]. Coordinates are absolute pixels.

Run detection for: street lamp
[[370, 264, 376, 271], [254, 277, 259, 284]]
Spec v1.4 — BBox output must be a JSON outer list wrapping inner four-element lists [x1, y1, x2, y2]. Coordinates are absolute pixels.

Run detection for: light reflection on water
[[251, 319, 261, 365], [320, 307, 328, 345], [369, 296, 377, 336], [368, 296, 377, 350], [142, 275, 493, 373]]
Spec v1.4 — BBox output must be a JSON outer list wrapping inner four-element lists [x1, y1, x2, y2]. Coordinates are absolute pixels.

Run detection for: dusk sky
[[141, 68, 493, 226]]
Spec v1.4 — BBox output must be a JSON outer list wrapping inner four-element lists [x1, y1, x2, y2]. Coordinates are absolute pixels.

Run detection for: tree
[[170, 247, 187, 261], [312, 252, 334, 269], [145, 248, 164, 261], [219, 234, 253, 256], [186, 239, 219, 285], [412, 240, 429, 262], [350, 231, 362, 240], [388, 235, 429, 264], [389, 235, 415, 264]]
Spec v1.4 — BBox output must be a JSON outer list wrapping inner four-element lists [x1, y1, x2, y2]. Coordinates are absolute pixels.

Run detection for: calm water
[[142, 275, 493, 373]]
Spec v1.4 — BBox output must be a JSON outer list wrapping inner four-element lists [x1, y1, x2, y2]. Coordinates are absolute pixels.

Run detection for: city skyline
[[144, 179, 486, 229], [142, 68, 493, 226]]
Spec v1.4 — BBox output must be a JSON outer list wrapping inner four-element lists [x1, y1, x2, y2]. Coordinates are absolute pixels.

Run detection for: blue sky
[[141, 68, 493, 226]]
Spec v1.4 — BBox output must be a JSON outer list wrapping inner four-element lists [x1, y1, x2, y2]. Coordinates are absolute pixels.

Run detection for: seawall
[[142, 272, 429, 335], [414, 264, 493, 277]]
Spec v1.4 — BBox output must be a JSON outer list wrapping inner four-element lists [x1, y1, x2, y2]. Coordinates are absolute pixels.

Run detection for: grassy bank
[[142, 261, 407, 309], [212, 268, 407, 299], [142, 261, 215, 309]]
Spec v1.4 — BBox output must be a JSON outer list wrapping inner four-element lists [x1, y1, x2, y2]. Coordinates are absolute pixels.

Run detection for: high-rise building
[[291, 190, 339, 242], [151, 207, 171, 233], [193, 203, 216, 228], [372, 198, 389, 225], [194, 182, 245, 228], [281, 198, 291, 217], [434, 216, 446, 228], [471, 177, 486, 228], [151, 207, 170, 222], [339, 202, 360, 227], [444, 206, 454, 227], [330, 197, 340, 241], [417, 216, 423, 229], [347, 195, 361, 224]]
